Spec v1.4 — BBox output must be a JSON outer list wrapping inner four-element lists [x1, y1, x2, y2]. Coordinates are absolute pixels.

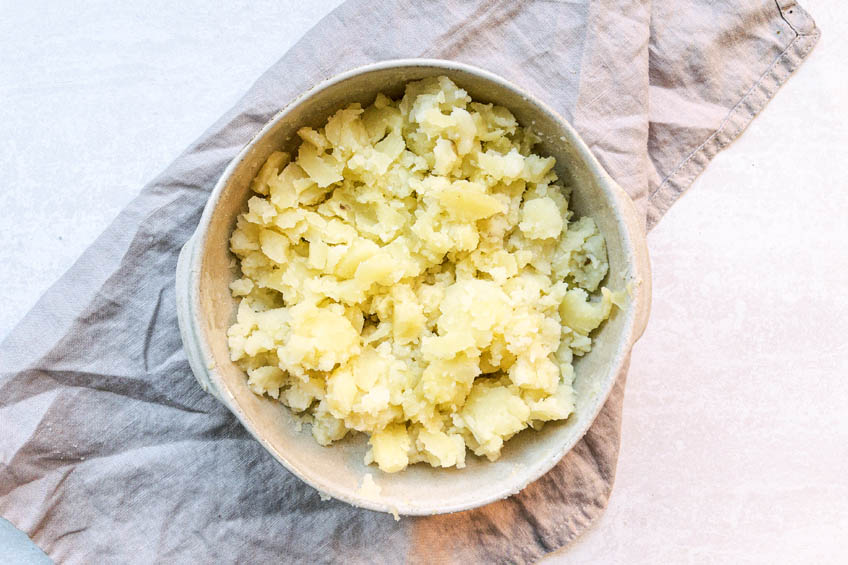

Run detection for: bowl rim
[[177, 58, 651, 515]]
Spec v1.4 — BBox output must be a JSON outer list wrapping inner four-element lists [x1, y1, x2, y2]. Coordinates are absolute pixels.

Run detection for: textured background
[[1, 1, 845, 563]]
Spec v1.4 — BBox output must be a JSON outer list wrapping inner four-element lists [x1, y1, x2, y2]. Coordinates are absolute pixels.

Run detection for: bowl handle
[[609, 182, 652, 341], [175, 236, 222, 400]]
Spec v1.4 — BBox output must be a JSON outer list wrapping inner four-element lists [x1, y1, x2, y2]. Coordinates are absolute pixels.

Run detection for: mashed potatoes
[[226, 76, 620, 473]]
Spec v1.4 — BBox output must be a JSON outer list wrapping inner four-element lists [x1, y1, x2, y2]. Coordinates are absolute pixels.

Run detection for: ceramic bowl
[[176, 59, 651, 516]]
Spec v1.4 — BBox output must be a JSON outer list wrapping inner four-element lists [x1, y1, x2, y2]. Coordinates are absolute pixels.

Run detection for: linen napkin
[[0, 1, 818, 563]]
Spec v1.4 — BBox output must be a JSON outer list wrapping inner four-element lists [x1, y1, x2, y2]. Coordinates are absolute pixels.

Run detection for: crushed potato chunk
[[227, 76, 620, 472]]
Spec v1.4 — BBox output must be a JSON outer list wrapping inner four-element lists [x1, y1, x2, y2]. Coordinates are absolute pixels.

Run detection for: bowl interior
[[194, 62, 635, 514]]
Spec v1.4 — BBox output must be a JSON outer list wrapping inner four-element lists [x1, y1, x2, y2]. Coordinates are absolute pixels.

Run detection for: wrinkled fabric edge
[[646, 1, 820, 230], [527, 357, 630, 565]]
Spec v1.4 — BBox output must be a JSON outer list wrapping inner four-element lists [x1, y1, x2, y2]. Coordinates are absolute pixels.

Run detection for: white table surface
[[1, 2, 846, 563]]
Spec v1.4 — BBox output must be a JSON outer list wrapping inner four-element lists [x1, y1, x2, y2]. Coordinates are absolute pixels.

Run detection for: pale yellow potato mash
[[226, 76, 620, 473]]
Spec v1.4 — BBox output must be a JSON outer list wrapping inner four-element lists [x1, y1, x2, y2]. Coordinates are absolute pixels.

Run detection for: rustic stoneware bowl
[[176, 59, 651, 516]]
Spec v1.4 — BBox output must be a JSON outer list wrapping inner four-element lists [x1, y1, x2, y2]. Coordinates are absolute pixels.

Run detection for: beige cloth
[[0, 1, 818, 563]]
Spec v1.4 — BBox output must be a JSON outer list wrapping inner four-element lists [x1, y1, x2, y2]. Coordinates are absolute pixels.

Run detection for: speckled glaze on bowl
[[175, 59, 651, 516]]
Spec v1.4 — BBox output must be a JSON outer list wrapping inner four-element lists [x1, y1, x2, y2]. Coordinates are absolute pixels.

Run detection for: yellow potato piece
[[436, 181, 506, 222], [368, 423, 411, 473]]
